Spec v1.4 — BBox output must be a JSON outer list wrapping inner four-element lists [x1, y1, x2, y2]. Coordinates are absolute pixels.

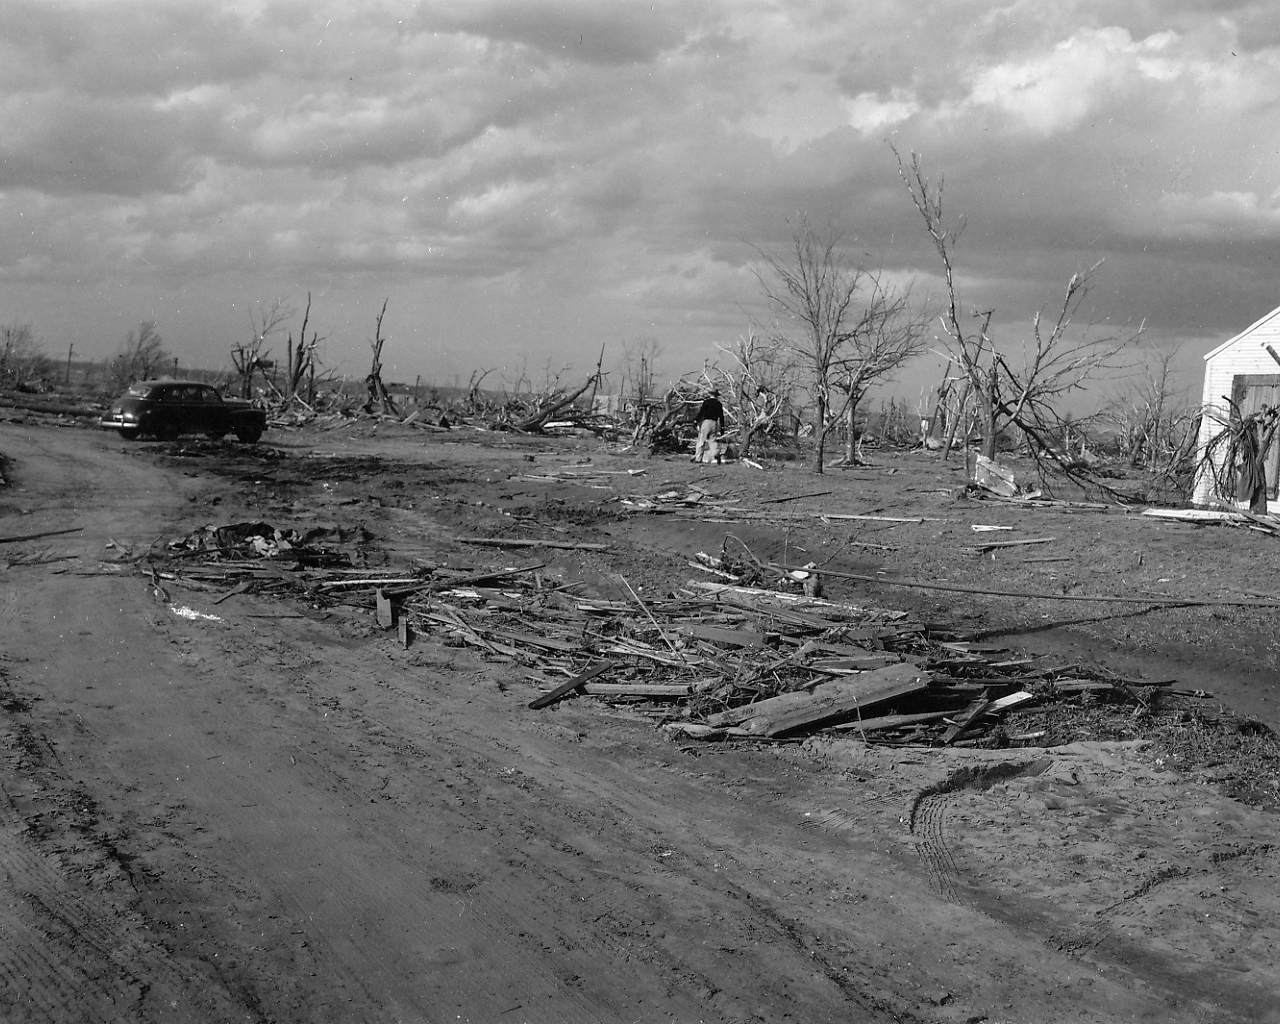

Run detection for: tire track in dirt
[[906, 760, 1049, 905]]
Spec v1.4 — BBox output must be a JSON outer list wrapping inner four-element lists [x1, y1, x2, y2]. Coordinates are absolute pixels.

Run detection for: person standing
[[692, 388, 725, 463]]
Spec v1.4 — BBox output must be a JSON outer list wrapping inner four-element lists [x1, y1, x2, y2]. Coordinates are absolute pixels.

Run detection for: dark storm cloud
[[1, 0, 1280, 382]]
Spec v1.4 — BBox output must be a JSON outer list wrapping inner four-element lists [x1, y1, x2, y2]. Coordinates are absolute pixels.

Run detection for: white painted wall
[[1193, 305, 1280, 506]]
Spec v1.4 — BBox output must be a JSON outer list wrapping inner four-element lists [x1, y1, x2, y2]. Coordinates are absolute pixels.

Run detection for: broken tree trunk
[[516, 374, 599, 432]]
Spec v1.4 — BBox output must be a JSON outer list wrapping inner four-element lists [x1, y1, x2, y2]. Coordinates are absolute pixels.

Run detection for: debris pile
[[149, 525, 1178, 748], [167, 521, 363, 567]]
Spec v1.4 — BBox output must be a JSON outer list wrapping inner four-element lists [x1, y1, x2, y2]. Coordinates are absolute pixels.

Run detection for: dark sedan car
[[99, 380, 266, 442]]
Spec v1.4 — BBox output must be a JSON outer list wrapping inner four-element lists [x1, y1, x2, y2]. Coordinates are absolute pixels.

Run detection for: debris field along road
[[1, 421, 1278, 1024]]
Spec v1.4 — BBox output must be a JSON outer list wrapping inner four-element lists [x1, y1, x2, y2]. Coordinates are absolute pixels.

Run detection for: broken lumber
[[681, 623, 768, 647], [529, 661, 618, 709], [941, 698, 992, 745], [707, 663, 930, 737], [0, 526, 83, 545], [774, 566, 1280, 607], [376, 588, 395, 629], [831, 710, 951, 733], [581, 682, 691, 697], [456, 537, 610, 551], [972, 454, 1016, 497], [968, 537, 1056, 550]]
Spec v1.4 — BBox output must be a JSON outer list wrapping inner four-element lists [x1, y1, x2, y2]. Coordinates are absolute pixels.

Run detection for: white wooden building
[[1192, 304, 1280, 507]]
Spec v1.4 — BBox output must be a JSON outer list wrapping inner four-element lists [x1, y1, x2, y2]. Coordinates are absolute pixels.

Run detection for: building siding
[[1193, 305, 1280, 506]]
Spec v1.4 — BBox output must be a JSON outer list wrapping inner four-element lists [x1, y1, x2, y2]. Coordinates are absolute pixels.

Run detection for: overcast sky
[[4, 0, 1279, 401]]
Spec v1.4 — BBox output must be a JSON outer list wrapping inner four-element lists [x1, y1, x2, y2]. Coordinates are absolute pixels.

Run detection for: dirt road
[[1, 421, 1277, 1023]]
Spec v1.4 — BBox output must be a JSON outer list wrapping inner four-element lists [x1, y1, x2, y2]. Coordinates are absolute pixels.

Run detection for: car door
[[193, 385, 220, 434]]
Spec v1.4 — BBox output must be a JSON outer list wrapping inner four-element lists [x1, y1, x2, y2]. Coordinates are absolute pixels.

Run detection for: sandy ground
[[1, 417, 1278, 1023]]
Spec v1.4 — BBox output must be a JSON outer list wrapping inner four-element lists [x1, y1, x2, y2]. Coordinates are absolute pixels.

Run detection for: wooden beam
[[528, 661, 618, 710], [707, 663, 930, 737], [456, 537, 610, 552]]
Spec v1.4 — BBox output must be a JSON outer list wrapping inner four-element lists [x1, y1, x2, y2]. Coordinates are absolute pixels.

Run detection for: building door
[[1230, 374, 1280, 498]]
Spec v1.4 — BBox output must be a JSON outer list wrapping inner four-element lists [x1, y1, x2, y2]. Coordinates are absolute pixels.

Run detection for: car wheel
[[235, 425, 263, 443], [117, 428, 140, 441]]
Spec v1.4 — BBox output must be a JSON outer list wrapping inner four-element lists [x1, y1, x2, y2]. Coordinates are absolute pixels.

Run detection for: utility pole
[[65, 343, 73, 386]]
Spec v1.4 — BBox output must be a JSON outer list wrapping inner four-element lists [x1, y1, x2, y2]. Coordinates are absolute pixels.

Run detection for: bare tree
[[752, 215, 925, 473], [464, 368, 496, 415], [284, 293, 327, 405], [894, 147, 1141, 465], [831, 281, 929, 464], [110, 321, 169, 387], [0, 322, 51, 387], [365, 299, 398, 416], [1102, 345, 1195, 469], [708, 327, 797, 457], [620, 335, 662, 405], [233, 299, 292, 399]]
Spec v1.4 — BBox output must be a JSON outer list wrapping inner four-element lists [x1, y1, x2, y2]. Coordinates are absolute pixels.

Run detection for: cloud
[[962, 27, 1177, 134], [845, 89, 921, 134], [408, 0, 696, 66], [0, 0, 1279, 385], [1153, 189, 1280, 239]]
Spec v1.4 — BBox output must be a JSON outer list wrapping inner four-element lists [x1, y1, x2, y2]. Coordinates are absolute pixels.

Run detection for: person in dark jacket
[[692, 389, 725, 463]]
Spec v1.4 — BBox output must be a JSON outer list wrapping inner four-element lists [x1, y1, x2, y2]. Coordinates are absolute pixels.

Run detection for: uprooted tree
[[752, 214, 928, 473], [513, 372, 602, 432], [895, 146, 1142, 471]]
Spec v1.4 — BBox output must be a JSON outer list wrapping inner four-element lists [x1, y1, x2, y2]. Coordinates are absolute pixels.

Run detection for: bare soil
[[1, 414, 1279, 1024]]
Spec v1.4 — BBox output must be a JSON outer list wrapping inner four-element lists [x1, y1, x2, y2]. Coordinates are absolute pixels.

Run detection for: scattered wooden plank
[[211, 580, 252, 605], [973, 455, 1016, 497], [762, 490, 834, 504], [680, 623, 768, 647], [320, 577, 419, 590], [0, 526, 83, 545], [941, 698, 992, 745], [815, 514, 938, 523], [457, 537, 610, 551], [375, 588, 395, 629], [582, 682, 691, 697], [986, 690, 1035, 713], [809, 655, 901, 671], [831, 711, 951, 733], [968, 537, 1056, 550], [707, 663, 930, 737], [775, 566, 1280, 607], [1141, 508, 1252, 524], [529, 661, 618, 709], [482, 628, 580, 653]]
